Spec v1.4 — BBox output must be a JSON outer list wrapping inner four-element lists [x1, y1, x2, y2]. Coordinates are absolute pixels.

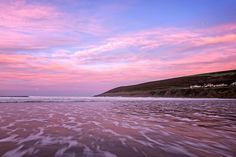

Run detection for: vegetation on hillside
[[97, 69, 236, 98]]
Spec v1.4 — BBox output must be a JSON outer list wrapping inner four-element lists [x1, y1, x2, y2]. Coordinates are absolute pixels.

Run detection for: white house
[[204, 84, 214, 88], [190, 85, 202, 89], [231, 81, 236, 86], [214, 84, 228, 87]]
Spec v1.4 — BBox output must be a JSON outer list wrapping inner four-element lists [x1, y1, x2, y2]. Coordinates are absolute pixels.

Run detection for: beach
[[0, 97, 236, 157]]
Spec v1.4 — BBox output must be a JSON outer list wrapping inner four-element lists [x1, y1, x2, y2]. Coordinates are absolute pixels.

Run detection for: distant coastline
[[96, 69, 236, 98], [0, 96, 29, 97]]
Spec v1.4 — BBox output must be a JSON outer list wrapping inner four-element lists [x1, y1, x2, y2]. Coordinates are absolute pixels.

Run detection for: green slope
[[97, 69, 236, 98]]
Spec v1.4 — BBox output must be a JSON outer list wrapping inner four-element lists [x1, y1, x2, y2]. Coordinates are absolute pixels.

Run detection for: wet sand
[[0, 98, 236, 157]]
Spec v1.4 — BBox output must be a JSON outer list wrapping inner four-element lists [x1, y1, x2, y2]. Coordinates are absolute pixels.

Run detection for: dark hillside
[[97, 69, 236, 98]]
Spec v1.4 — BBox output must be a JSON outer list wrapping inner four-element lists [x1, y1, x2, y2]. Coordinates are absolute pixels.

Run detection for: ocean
[[0, 97, 236, 157]]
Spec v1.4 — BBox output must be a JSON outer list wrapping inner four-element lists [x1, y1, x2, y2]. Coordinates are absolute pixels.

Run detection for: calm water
[[0, 97, 236, 157]]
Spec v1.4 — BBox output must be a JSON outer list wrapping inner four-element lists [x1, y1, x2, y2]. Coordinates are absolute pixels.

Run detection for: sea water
[[0, 97, 236, 157]]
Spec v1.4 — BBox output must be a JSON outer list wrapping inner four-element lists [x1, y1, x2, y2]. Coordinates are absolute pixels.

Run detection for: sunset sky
[[1, 0, 236, 96]]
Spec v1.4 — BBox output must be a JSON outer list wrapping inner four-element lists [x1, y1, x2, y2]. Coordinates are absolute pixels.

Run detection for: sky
[[0, 0, 236, 96]]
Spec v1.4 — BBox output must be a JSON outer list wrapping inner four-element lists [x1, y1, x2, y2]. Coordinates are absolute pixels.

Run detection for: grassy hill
[[96, 69, 236, 98]]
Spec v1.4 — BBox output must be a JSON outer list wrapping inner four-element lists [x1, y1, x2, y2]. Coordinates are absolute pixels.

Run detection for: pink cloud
[[0, 0, 107, 34], [74, 23, 236, 65], [0, 1, 61, 30], [0, 0, 108, 53], [74, 23, 236, 59]]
